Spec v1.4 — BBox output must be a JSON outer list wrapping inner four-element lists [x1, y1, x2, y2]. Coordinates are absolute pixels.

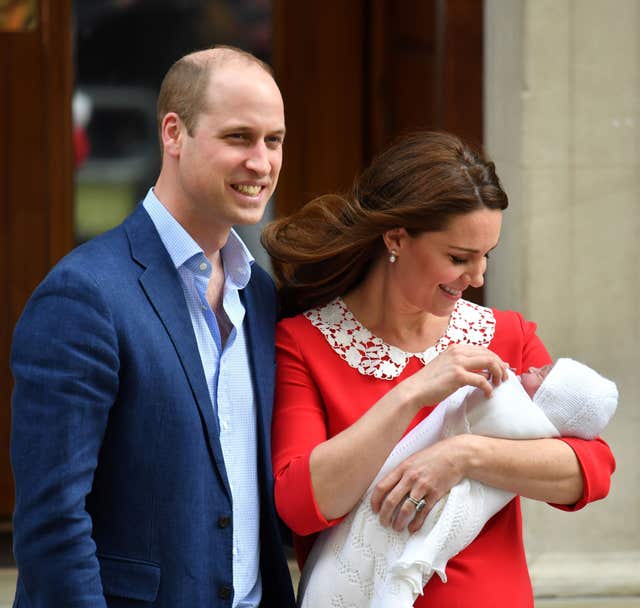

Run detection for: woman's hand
[[371, 433, 587, 533], [370, 434, 471, 533], [305, 344, 507, 522], [405, 343, 509, 406]]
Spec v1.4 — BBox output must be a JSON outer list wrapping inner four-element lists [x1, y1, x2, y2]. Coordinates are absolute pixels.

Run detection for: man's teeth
[[441, 285, 460, 296], [233, 184, 262, 196]]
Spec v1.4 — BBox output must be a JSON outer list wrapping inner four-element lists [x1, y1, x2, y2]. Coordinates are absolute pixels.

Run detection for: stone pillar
[[485, 0, 640, 598]]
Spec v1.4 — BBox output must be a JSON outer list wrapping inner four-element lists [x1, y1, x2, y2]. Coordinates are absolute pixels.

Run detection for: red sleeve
[[490, 309, 552, 372], [551, 437, 616, 511], [271, 320, 344, 536], [491, 308, 616, 510]]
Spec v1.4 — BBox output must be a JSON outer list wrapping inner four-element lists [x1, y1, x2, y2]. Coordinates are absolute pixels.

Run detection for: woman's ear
[[382, 228, 408, 254]]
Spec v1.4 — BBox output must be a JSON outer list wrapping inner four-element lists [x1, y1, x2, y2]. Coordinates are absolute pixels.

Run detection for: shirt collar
[[142, 188, 254, 289]]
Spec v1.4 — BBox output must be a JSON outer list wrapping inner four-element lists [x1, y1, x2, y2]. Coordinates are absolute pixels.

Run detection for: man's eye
[[266, 136, 283, 147], [227, 133, 247, 140]]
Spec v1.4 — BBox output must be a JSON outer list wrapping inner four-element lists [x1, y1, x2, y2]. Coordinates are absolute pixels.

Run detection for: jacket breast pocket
[[98, 553, 161, 603]]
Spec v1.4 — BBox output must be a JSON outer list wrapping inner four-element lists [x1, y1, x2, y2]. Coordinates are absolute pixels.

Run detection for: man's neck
[[153, 181, 231, 259]]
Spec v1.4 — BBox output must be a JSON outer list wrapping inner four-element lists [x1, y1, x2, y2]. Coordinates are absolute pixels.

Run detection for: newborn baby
[[298, 359, 618, 608]]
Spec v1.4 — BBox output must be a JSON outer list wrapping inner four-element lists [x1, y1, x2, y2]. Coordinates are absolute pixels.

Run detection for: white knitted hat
[[532, 358, 618, 439]]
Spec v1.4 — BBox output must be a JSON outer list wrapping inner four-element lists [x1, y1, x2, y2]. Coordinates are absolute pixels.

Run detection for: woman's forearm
[[310, 381, 423, 520], [461, 435, 584, 505]]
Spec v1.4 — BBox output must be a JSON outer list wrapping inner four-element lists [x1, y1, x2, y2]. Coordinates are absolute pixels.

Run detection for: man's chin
[[232, 211, 268, 227], [231, 202, 271, 226]]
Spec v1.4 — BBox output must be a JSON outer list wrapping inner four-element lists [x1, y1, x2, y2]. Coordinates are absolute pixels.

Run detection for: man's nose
[[245, 142, 270, 174]]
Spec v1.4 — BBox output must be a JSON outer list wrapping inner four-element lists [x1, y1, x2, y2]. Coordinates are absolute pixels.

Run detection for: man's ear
[[382, 227, 409, 253], [161, 112, 183, 158]]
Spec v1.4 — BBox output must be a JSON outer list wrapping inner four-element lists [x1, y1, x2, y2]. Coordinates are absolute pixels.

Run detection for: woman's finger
[[462, 370, 496, 398], [407, 492, 439, 534], [370, 467, 403, 514], [392, 494, 421, 531], [376, 476, 414, 527]]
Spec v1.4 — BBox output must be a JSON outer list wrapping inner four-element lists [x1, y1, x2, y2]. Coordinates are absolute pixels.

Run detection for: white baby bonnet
[[532, 358, 618, 439]]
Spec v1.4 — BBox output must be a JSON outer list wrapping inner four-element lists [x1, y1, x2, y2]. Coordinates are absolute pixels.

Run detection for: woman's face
[[390, 208, 502, 317]]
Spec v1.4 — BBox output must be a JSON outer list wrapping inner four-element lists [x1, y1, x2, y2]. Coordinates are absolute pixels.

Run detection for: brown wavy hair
[[262, 131, 508, 317]]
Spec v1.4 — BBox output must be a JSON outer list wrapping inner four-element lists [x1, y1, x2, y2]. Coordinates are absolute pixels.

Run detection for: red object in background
[[73, 126, 90, 168]]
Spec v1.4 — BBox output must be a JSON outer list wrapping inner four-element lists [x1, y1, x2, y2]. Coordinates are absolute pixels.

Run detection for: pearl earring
[[389, 250, 397, 263]]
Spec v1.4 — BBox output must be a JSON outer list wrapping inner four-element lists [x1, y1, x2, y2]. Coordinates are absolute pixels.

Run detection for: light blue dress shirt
[[143, 190, 261, 607]]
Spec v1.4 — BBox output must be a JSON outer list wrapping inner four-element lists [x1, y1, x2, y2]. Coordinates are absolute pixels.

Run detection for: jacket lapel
[[241, 274, 276, 485], [124, 206, 231, 497]]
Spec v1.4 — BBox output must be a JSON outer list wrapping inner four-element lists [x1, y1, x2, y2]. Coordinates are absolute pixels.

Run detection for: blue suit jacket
[[10, 205, 295, 607]]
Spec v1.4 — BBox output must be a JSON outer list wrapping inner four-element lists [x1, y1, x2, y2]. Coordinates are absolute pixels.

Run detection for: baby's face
[[520, 364, 554, 398]]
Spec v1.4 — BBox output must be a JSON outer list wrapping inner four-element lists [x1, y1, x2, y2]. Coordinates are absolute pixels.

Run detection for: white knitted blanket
[[298, 373, 573, 608]]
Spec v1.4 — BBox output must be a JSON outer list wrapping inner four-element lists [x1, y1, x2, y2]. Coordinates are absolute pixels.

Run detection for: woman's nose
[[466, 259, 486, 288]]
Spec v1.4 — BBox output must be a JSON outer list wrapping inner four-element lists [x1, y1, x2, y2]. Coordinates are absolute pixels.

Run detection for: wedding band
[[406, 496, 427, 513]]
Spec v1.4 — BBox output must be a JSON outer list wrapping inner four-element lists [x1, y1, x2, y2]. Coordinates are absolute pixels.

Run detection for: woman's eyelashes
[[449, 253, 490, 265]]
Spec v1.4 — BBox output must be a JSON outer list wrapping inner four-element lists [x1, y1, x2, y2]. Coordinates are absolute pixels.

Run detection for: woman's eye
[[450, 255, 466, 265]]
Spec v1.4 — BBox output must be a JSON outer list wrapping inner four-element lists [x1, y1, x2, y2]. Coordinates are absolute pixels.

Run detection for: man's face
[[520, 364, 554, 398], [175, 61, 285, 229]]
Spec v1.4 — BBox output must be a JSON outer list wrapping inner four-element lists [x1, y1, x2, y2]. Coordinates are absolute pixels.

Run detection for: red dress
[[272, 298, 615, 607]]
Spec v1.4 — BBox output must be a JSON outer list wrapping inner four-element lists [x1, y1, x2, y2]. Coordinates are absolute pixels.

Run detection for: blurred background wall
[[485, 0, 640, 597]]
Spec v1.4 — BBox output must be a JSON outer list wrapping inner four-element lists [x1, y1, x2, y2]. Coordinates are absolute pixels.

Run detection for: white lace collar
[[304, 297, 496, 380]]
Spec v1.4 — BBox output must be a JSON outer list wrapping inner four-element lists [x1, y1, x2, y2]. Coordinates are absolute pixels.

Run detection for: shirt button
[[218, 515, 231, 528], [199, 262, 207, 271], [218, 584, 232, 600], [232, 547, 238, 556]]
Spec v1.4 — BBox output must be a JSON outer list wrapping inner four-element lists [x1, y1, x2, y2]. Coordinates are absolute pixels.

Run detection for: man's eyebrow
[[221, 125, 286, 135], [267, 128, 286, 138], [221, 125, 252, 133]]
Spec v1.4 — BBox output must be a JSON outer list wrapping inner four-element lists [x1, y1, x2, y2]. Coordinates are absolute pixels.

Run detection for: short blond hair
[[156, 45, 273, 146]]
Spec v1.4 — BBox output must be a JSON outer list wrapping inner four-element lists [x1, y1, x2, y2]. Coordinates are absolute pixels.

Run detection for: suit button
[[218, 515, 231, 528], [218, 584, 232, 599]]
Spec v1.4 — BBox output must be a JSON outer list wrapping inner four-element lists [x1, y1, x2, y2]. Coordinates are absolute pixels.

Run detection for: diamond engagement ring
[[406, 495, 427, 512]]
